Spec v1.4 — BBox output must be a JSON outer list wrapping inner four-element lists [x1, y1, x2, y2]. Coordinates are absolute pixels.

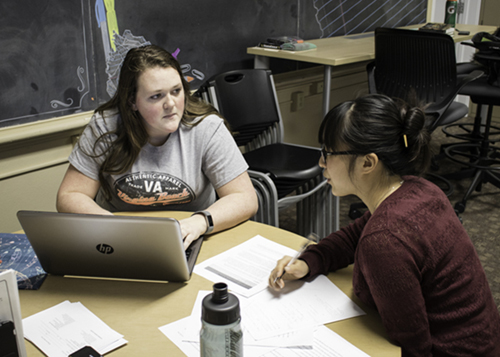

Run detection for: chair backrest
[[467, 31, 500, 87], [372, 28, 458, 105], [207, 69, 284, 148]]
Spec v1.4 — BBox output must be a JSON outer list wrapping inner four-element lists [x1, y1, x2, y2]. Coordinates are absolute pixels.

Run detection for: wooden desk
[[19, 211, 399, 356], [249, 24, 496, 69], [248, 23, 497, 231]]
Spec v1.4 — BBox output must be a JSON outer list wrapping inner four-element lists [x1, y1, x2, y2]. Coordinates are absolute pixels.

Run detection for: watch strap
[[192, 210, 214, 235]]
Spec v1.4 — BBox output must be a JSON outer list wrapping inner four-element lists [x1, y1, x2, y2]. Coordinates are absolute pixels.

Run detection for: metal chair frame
[[197, 70, 334, 238]]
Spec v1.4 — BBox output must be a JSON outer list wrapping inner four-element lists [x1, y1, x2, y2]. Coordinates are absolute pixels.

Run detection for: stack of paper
[[23, 301, 127, 357], [160, 235, 370, 357]]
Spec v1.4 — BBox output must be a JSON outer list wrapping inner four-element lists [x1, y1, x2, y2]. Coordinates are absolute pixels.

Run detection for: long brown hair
[[85, 45, 218, 199]]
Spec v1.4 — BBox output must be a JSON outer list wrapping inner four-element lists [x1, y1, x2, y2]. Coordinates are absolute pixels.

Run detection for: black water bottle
[[200, 282, 243, 356]]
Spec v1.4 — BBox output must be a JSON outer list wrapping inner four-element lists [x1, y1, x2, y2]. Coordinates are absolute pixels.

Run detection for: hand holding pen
[[270, 233, 318, 288]]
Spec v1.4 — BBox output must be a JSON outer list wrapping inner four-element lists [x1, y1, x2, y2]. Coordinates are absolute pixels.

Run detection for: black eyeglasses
[[321, 146, 358, 161]]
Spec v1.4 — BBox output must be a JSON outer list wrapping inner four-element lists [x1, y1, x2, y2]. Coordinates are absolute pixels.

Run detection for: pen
[[274, 233, 318, 283]]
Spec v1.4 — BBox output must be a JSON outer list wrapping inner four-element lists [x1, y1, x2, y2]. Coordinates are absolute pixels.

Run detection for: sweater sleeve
[[356, 230, 432, 357], [299, 211, 370, 278]]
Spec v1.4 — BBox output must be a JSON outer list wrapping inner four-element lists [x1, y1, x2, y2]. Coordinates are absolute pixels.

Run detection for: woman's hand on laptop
[[179, 215, 207, 250]]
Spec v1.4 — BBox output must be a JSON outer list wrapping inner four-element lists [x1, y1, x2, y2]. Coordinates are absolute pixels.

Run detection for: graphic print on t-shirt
[[114, 172, 195, 206]]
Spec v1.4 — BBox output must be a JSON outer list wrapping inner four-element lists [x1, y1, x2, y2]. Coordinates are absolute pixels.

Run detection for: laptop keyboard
[[185, 246, 192, 261]]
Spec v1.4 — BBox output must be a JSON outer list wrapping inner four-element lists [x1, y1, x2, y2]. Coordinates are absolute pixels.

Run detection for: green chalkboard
[[0, 0, 427, 128], [0, 0, 97, 128]]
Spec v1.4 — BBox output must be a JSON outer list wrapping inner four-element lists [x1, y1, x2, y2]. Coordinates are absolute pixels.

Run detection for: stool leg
[[452, 104, 499, 214], [479, 105, 494, 157], [455, 169, 485, 213], [471, 104, 483, 139]]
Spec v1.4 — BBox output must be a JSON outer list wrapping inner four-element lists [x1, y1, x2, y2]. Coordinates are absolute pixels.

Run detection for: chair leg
[[483, 169, 500, 190]]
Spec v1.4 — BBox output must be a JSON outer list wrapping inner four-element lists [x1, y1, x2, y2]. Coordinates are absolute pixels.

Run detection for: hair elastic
[[403, 134, 408, 148]]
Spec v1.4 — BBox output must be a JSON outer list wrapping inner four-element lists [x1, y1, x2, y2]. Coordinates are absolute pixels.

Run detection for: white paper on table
[[181, 290, 315, 348], [23, 300, 127, 357], [160, 320, 370, 357], [162, 235, 368, 356], [243, 275, 365, 341], [159, 316, 282, 357], [193, 235, 298, 297], [159, 317, 200, 357], [259, 325, 371, 357]]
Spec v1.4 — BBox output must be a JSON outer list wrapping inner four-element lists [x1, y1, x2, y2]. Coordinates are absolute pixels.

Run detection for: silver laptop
[[17, 210, 203, 282]]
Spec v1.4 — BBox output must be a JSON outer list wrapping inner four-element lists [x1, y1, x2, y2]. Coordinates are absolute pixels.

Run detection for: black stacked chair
[[196, 69, 334, 238]]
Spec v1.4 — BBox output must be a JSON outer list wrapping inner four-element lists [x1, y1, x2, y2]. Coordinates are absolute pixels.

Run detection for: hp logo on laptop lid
[[96, 244, 114, 254]]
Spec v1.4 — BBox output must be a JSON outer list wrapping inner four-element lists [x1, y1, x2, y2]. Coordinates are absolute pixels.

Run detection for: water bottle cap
[[202, 282, 240, 325]]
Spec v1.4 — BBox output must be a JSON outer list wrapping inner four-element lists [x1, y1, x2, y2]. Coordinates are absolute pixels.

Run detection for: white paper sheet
[[23, 300, 127, 357], [181, 290, 315, 348], [158, 316, 274, 357], [159, 317, 200, 357], [243, 275, 365, 340], [259, 325, 371, 357], [194, 235, 297, 297], [160, 320, 370, 357]]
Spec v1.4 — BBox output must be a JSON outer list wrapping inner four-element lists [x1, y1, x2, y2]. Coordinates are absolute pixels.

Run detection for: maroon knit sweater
[[300, 176, 500, 356]]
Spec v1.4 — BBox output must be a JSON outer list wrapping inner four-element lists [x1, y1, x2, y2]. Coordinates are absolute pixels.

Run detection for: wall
[[0, 111, 92, 232], [0, 164, 69, 231], [479, 0, 500, 27]]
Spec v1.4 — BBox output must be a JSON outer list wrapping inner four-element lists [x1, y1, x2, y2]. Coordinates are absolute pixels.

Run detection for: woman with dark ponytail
[[269, 94, 500, 356]]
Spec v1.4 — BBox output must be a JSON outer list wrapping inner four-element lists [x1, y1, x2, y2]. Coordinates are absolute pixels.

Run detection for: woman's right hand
[[268, 255, 310, 290]]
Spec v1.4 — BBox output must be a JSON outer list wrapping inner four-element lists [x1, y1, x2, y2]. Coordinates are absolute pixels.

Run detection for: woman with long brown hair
[[57, 45, 257, 249]]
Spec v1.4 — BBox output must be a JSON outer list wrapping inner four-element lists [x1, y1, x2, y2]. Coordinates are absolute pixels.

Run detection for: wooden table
[[248, 23, 497, 231], [19, 211, 400, 356]]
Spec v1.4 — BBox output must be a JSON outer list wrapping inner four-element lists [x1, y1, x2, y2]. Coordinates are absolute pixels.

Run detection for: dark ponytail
[[400, 104, 432, 175], [319, 94, 432, 177]]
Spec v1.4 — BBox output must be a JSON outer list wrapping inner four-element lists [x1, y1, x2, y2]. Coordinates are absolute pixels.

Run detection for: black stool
[[443, 76, 500, 213]]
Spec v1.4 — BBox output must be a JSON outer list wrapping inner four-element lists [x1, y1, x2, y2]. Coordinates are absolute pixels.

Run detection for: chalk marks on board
[[0, 0, 93, 127], [50, 67, 88, 109], [105, 30, 151, 97], [181, 65, 206, 84], [94, 0, 205, 98], [95, 0, 113, 64], [312, 0, 427, 38], [50, 99, 74, 109], [77, 66, 87, 92]]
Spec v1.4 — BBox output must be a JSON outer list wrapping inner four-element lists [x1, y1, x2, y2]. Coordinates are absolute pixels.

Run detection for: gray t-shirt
[[69, 110, 248, 212]]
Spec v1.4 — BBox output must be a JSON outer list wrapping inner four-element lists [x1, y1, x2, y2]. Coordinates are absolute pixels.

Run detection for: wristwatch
[[192, 210, 214, 235]]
